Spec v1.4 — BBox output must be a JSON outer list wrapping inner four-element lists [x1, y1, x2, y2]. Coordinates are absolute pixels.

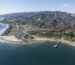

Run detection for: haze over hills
[[0, 11, 74, 17], [0, 12, 40, 17]]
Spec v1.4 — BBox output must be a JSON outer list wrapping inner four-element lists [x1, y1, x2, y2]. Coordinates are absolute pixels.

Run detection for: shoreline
[[0, 23, 9, 35], [32, 36, 75, 47], [0, 36, 23, 44], [0, 35, 75, 47]]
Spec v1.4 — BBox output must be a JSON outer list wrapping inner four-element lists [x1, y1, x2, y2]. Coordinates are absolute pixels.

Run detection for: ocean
[[0, 23, 9, 35], [0, 23, 7, 31], [0, 41, 75, 65]]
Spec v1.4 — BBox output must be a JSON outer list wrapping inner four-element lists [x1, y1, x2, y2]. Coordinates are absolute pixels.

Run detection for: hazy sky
[[0, 0, 75, 14]]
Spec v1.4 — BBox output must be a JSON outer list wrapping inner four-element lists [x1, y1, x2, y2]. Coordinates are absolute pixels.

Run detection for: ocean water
[[0, 23, 7, 31], [0, 41, 75, 65]]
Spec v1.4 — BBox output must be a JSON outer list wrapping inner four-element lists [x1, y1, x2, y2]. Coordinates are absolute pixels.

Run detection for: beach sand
[[1, 35, 22, 42], [33, 36, 75, 47], [0, 35, 75, 47]]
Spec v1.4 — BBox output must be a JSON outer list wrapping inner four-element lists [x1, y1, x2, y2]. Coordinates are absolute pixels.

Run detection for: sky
[[0, 0, 75, 14]]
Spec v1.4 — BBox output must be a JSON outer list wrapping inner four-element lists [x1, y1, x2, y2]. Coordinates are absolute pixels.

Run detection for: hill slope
[[2, 11, 75, 29]]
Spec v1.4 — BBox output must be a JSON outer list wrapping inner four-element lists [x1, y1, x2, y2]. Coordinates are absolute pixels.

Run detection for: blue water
[[0, 23, 7, 31], [0, 41, 75, 65]]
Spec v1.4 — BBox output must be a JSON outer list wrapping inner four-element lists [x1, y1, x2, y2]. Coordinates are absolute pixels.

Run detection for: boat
[[53, 42, 60, 48]]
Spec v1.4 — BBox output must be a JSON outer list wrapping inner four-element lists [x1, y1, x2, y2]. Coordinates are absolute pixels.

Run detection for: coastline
[[0, 36, 23, 44], [32, 36, 75, 47], [0, 23, 9, 35], [0, 35, 75, 47]]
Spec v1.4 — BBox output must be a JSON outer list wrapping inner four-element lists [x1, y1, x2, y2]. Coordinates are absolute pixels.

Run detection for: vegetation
[[11, 29, 18, 32], [24, 34, 34, 39], [2, 11, 75, 41]]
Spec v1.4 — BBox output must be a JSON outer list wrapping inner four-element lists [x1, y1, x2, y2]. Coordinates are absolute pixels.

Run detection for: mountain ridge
[[1, 11, 75, 29]]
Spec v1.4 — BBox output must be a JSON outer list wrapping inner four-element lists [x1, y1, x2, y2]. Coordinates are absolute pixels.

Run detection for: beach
[[0, 35, 75, 47], [0, 35, 22, 43], [32, 36, 75, 47]]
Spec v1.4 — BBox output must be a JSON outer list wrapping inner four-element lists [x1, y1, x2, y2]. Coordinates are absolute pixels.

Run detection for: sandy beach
[[0, 35, 75, 47], [33, 36, 75, 47], [0, 35, 22, 42]]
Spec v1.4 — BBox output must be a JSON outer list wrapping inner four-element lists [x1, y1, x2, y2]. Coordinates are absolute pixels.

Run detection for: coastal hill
[[1, 11, 75, 41], [1, 11, 75, 29]]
